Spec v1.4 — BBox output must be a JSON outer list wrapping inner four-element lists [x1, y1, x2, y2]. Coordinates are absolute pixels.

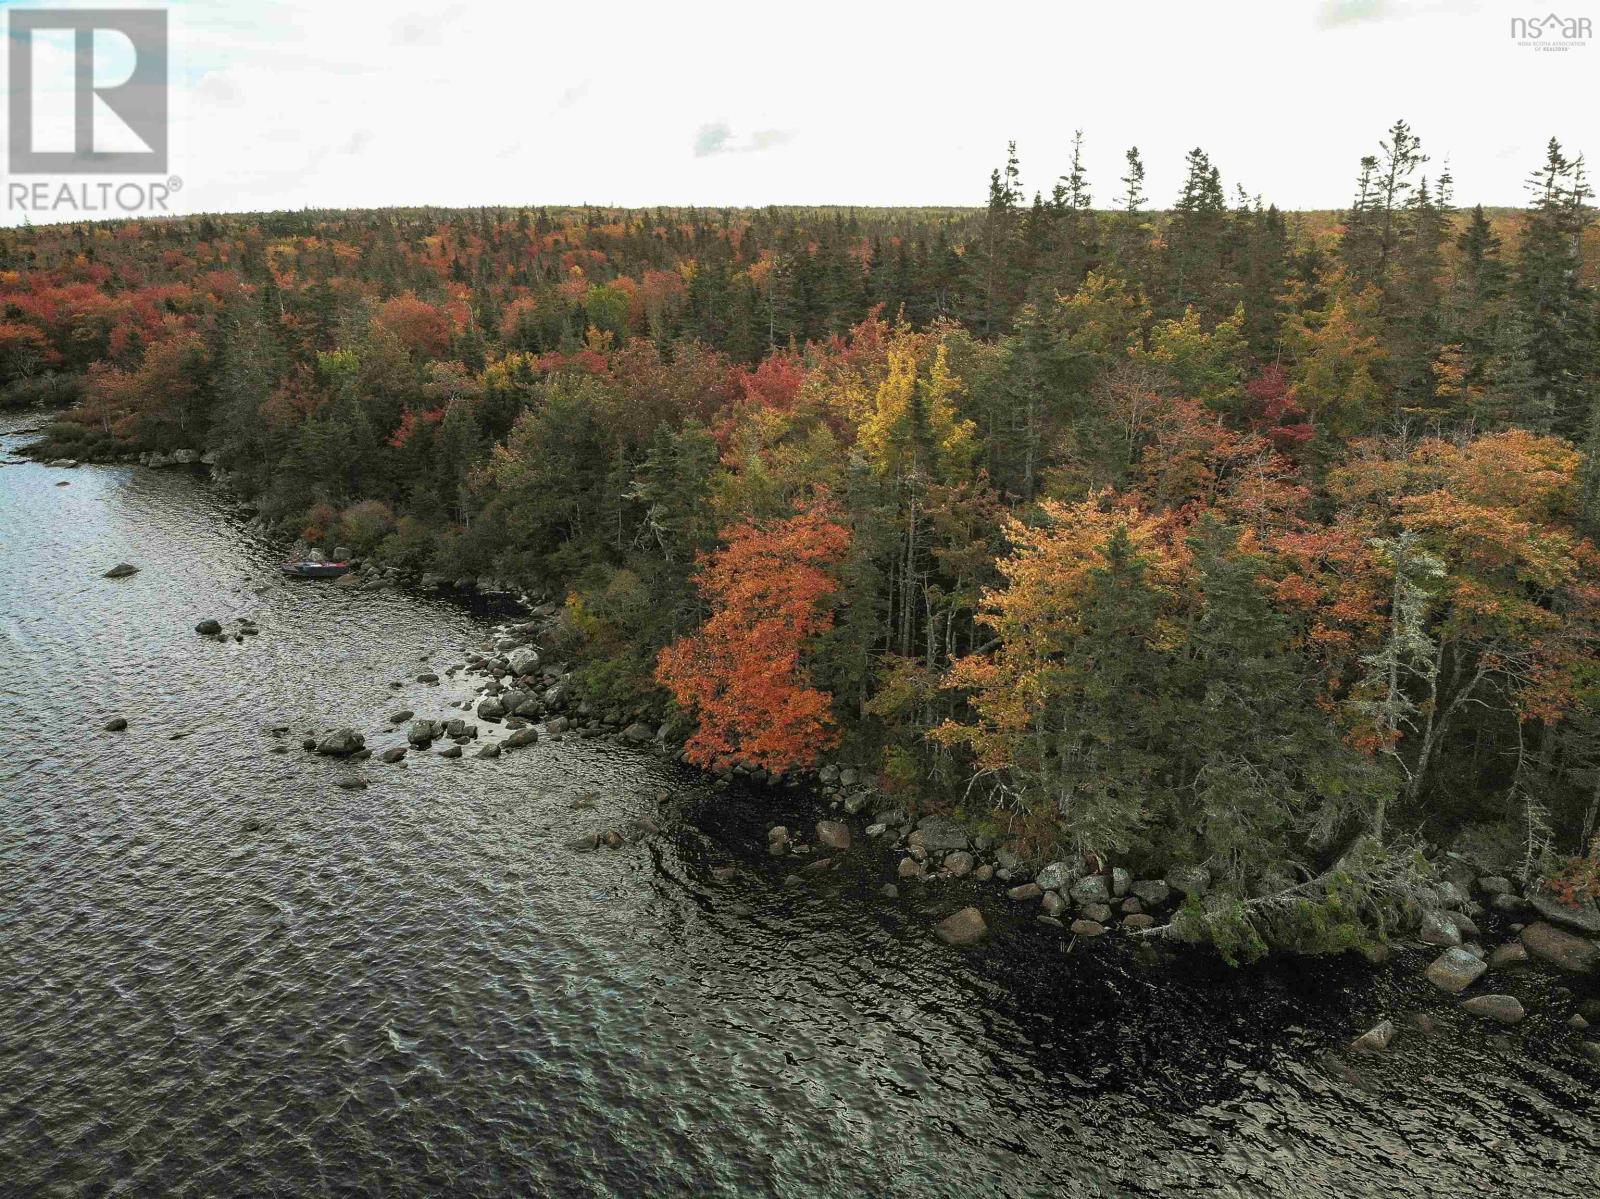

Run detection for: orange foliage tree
[[656, 500, 851, 773]]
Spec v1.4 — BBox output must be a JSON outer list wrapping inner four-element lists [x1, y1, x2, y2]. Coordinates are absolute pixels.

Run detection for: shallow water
[[2, 413, 1597, 1198]]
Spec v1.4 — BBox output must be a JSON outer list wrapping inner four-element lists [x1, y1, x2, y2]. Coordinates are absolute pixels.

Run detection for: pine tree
[[1513, 138, 1596, 436], [1165, 148, 1229, 317]]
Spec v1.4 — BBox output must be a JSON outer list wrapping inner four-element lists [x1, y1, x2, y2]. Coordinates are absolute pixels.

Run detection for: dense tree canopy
[[8, 124, 1600, 948]]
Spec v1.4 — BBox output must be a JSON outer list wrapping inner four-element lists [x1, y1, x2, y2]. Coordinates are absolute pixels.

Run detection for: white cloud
[[693, 122, 797, 157]]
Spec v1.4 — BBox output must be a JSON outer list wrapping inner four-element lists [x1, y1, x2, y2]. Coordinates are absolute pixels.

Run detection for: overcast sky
[[3, 0, 1598, 224]]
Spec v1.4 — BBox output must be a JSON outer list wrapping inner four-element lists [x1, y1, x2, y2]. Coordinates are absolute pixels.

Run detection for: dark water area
[[2, 412, 1597, 1197]]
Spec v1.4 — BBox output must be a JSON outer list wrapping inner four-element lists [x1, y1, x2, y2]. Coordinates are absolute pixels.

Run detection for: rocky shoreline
[[83, 448, 1600, 1068], [283, 594, 1600, 1056]]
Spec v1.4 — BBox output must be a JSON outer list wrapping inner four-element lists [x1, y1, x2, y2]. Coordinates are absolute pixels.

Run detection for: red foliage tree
[[1243, 365, 1315, 457], [374, 294, 453, 358], [656, 500, 851, 773]]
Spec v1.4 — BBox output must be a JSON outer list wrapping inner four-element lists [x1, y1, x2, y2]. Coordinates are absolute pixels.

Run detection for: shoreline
[[19, 426, 1600, 1065]]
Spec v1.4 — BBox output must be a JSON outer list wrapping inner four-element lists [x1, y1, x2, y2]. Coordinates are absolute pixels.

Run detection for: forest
[[6, 121, 1600, 956]]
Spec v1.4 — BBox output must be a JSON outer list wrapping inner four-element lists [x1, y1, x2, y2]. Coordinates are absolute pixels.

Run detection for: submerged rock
[[438, 744, 462, 759], [315, 728, 365, 757], [935, 907, 987, 947], [504, 727, 539, 749], [195, 619, 222, 635], [103, 563, 139, 579], [103, 716, 128, 732], [380, 747, 406, 764], [1351, 1020, 1395, 1054]]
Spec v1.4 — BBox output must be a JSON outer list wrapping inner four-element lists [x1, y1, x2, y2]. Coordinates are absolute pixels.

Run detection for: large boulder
[[507, 646, 541, 677], [1420, 911, 1463, 947], [1488, 942, 1529, 969], [504, 727, 540, 749], [1166, 865, 1212, 898], [1527, 888, 1600, 936], [315, 728, 365, 757], [1070, 874, 1111, 905], [1433, 880, 1468, 909], [1461, 994, 1526, 1024], [815, 820, 851, 851], [935, 907, 987, 947], [622, 721, 655, 743], [1425, 946, 1487, 993], [1130, 879, 1171, 906], [407, 719, 438, 747], [1034, 861, 1074, 892], [912, 818, 969, 852], [476, 696, 507, 720], [943, 851, 975, 878], [1520, 921, 1600, 974]]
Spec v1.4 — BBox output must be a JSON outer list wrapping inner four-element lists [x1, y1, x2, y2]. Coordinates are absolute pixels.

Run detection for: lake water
[[1, 412, 1596, 1197]]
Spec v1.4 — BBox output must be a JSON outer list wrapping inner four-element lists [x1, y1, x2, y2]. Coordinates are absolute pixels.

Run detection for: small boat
[[280, 560, 351, 579]]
